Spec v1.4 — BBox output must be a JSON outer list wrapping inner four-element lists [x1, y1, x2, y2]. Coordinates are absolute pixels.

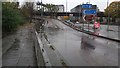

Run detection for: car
[[65, 20, 70, 23]]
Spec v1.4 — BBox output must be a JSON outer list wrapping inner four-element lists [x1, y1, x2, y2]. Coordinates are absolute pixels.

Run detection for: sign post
[[82, 4, 97, 32], [82, 4, 92, 31]]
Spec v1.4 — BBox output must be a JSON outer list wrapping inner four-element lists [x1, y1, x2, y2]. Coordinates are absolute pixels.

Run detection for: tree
[[2, 2, 25, 37], [45, 3, 59, 18], [45, 4, 59, 12], [21, 2, 34, 23], [104, 1, 120, 18], [52, 5, 59, 18]]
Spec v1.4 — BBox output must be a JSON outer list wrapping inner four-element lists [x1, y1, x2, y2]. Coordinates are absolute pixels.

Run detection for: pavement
[[2, 23, 37, 67], [41, 19, 119, 66]]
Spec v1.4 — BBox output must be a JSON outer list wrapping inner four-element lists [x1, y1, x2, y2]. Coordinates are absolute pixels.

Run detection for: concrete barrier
[[33, 19, 52, 67]]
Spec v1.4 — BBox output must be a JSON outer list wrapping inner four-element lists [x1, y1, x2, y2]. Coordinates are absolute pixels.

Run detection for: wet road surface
[[42, 19, 118, 66]]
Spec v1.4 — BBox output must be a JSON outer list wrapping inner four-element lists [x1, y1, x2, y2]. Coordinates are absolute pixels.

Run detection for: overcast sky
[[19, 0, 119, 12]]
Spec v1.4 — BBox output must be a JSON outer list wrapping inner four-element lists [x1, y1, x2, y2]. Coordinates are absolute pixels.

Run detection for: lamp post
[[41, 0, 43, 17], [66, 0, 68, 16], [107, 0, 109, 30], [79, 6, 81, 24], [89, 0, 90, 4]]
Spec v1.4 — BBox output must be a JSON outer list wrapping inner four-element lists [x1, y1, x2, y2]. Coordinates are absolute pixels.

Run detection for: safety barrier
[[33, 19, 52, 68]]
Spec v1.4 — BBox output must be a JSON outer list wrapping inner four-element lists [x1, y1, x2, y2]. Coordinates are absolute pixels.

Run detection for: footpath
[[2, 23, 37, 67]]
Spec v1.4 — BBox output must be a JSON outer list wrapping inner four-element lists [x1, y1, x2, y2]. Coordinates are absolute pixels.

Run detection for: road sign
[[82, 4, 92, 8], [83, 15, 86, 21], [83, 10, 96, 15], [83, 15, 93, 21]]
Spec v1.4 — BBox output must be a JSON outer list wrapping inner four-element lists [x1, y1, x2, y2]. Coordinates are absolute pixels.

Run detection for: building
[[54, 5, 64, 12], [71, 4, 99, 13]]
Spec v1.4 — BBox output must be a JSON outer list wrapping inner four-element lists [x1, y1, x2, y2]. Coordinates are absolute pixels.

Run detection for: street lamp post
[[107, 0, 109, 30], [41, 0, 43, 17], [82, 7, 84, 30], [79, 6, 81, 24], [89, 0, 90, 4], [66, 0, 67, 16]]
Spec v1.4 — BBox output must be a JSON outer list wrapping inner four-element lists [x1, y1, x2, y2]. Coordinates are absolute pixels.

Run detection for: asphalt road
[[41, 19, 118, 66]]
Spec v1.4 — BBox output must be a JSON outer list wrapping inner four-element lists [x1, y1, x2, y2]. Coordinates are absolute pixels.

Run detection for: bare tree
[[45, 3, 59, 18], [21, 2, 34, 23]]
